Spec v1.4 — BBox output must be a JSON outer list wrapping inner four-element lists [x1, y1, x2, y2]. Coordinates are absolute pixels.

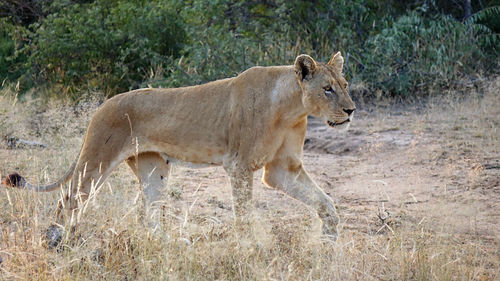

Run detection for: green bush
[[147, 0, 349, 88], [0, 29, 15, 83], [467, 5, 500, 52], [145, 0, 301, 88], [147, 2, 499, 99], [1, 0, 499, 100], [0, 20, 28, 85], [29, 0, 186, 97], [361, 12, 498, 97]]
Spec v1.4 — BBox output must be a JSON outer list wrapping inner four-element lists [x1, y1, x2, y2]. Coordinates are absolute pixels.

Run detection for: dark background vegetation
[[0, 0, 499, 100]]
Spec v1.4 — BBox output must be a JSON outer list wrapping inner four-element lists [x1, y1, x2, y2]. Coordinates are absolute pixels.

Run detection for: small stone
[[46, 225, 63, 249]]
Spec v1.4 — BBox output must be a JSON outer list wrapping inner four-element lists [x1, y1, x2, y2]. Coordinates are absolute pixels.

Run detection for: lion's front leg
[[224, 161, 254, 218], [263, 158, 339, 240]]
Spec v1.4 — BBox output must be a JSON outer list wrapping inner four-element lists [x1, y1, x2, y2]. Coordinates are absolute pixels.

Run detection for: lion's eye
[[324, 86, 334, 96]]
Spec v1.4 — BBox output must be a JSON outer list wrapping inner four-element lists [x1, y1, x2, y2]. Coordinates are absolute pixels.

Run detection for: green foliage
[[0, 0, 499, 99], [0, 25, 15, 83], [362, 12, 497, 97], [148, 0, 373, 88], [467, 5, 500, 52], [0, 20, 29, 85], [28, 0, 186, 96], [146, 0, 302, 88]]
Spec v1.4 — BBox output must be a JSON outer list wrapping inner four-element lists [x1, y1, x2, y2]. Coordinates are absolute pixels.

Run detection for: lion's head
[[294, 52, 356, 130]]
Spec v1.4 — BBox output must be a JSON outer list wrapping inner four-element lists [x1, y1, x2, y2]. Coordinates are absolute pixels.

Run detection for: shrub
[[28, 0, 186, 97], [361, 12, 498, 97], [467, 5, 500, 53], [146, 0, 339, 88], [0, 20, 28, 86], [0, 27, 15, 83], [2, 1, 499, 100], [145, 0, 300, 88]]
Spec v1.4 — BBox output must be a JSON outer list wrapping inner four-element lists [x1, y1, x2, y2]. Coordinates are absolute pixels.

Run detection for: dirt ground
[[0, 79, 499, 279]]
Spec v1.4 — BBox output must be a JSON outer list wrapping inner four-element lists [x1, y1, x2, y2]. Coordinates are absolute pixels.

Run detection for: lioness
[[4, 53, 355, 240]]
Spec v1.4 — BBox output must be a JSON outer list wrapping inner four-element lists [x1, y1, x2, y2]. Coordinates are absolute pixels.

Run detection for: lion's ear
[[294, 54, 317, 81], [328, 51, 344, 73]]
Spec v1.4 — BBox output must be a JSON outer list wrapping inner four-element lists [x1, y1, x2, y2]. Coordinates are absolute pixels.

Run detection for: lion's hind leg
[[56, 154, 125, 225], [49, 151, 126, 248], [126, 152, 172, 221]]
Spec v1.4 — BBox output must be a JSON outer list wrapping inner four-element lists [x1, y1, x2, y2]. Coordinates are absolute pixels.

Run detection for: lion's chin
[[326, 117, 352, 131], [326, 119, 350, 128]]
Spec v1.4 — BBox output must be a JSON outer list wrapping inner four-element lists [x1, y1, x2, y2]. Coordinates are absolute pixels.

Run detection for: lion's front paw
[[321, 217, 339, 242]]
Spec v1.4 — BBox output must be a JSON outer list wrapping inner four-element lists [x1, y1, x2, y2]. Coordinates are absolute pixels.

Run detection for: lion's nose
[[343, 108, 356, 115]]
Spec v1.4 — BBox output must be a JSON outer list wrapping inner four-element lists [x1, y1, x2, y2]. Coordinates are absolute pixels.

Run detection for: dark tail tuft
[[3, 173, 24, 188]]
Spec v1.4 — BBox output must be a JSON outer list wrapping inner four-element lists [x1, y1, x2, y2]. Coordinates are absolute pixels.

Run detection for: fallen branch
[[6, 137, 47, 149]]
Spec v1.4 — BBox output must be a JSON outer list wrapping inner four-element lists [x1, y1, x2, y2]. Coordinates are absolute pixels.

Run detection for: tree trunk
[[464, 0, 472, 21]]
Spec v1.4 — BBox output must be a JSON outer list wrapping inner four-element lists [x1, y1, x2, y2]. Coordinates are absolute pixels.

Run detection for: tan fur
[[4, 53, 355, 239]]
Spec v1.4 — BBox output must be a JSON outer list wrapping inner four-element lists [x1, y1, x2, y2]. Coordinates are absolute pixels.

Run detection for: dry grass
[[0, 80, 499, 280]]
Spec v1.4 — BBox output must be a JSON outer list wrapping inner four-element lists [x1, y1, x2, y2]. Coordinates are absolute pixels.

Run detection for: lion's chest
[[247, 129, 288, 170]]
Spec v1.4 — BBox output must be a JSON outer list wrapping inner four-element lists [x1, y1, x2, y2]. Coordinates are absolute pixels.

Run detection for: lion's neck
[[270, 67, 308, 122]]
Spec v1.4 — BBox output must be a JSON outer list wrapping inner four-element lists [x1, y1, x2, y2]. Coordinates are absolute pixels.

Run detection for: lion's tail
[[3, 158, 78, 192]]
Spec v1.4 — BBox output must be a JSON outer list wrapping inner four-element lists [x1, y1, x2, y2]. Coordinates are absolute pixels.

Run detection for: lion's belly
[[150, 141, 226, 167]]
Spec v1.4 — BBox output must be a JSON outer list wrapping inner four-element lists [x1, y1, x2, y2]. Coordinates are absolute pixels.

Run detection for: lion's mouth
[[326, 119, 350, 127]]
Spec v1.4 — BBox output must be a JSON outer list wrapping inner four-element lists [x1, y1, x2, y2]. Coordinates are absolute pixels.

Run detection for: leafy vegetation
[[28, 0, 186, 96], [0, 0, 499, 99], [0, 19, 28, 87], [362, 12, 495, 95]]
